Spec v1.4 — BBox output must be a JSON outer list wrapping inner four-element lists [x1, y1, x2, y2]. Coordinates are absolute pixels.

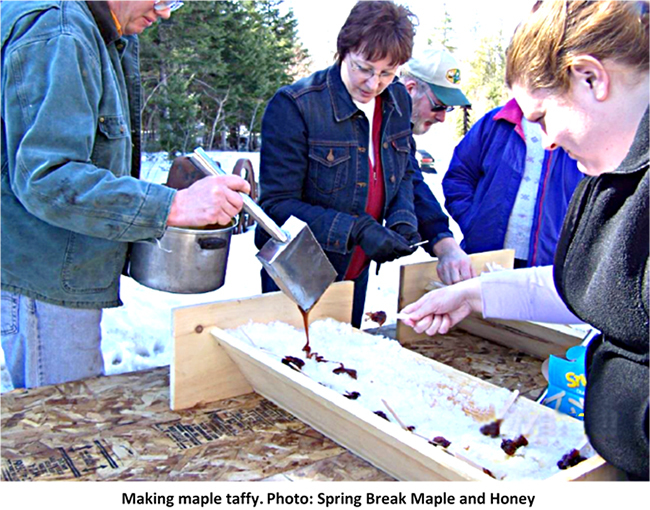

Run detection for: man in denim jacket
[[255, 1, 420, 327], [1, 1, 250, 389]]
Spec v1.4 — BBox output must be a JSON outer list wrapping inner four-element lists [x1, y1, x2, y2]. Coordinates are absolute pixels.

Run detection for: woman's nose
[[366, 74, 381, 90], [541, 130, 558, 151], [155, 7, 172, 19]]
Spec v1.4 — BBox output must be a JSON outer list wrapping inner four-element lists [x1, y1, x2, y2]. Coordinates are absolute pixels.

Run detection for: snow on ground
[[1, 127, 462, 390]]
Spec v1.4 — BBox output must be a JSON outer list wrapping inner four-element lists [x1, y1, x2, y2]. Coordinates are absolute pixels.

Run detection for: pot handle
[[197, 237, 228, 250], [191, 147, 289, 243]]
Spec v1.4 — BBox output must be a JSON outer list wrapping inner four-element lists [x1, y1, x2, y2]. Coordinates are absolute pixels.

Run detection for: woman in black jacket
[[400, 1, 649, 480]]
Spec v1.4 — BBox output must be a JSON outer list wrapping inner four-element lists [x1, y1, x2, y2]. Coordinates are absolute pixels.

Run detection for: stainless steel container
[[129, 222, 236, 294]]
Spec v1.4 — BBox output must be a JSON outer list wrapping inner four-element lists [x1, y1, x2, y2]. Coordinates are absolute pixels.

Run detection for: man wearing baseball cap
[[399, 48, 474, 284]]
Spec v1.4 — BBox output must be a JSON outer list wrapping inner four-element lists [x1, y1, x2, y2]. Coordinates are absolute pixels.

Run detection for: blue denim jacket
[[254, 63, 418, 277], [409, 138, 453, 255], [1, 1, 175, 308]]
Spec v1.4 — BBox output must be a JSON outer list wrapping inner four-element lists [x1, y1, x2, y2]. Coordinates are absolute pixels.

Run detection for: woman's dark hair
[[336, 1, 417, 66]]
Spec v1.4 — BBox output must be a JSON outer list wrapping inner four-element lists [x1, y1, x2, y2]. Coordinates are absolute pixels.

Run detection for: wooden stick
[[497, 389, 519, 420], [424, 280, 447, 291], [239, 328, 258, 348], [452, 451, 485, 471], [381, 399, 409, 430]]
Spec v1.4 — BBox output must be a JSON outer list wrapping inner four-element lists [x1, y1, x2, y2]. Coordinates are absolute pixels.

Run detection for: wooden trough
[[397, 250, 585, 359], [171, 278, 620, 481]]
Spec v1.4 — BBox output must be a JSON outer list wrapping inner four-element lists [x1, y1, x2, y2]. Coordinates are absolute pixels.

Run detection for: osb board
[[210, 323, 612, 481], [171, 281, 354, 411], [402, 327, 547, 401], [1, 367, 391, 482], [396, 250, 584, 359]]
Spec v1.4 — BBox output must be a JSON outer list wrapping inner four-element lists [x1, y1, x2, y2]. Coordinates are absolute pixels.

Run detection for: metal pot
[[129, 222, 236, 294]]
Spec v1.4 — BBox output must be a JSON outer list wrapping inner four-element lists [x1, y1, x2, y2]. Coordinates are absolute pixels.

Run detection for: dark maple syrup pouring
[[296, 305, 356, 378], [299, 306, 311, 355], [298, 305, 327, 362]]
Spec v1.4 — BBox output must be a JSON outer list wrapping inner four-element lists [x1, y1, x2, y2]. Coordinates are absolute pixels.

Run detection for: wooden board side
[[171, 282, 354, 410], [397, 250, 514, 344], [396, 250, 583, 358], [171, 329, 254, 410], [456, 316, 583, 359]]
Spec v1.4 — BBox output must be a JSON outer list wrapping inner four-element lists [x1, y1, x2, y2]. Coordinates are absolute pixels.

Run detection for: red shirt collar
[[494, 98, 525, 140]]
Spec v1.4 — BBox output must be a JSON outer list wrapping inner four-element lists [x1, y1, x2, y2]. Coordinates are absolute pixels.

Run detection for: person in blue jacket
[[442, 98, 583, 268]]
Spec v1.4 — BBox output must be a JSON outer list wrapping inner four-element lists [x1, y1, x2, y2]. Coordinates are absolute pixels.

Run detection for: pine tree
[[463, 30, 508, 132], [427, 3, 456, 53], [139, 0, 307, 155]]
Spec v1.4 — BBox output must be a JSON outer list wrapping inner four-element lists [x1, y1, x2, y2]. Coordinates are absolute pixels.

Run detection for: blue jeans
[[260, 268, 369, 329], [1, 291, 103, 389]]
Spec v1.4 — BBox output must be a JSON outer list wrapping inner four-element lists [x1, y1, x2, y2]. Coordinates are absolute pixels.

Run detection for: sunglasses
[[153, 0, 184, 12], [425, 91, 454, 113]]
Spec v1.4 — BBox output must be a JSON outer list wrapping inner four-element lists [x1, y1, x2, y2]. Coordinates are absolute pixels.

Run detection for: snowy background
[[0, 125, 461, 392]]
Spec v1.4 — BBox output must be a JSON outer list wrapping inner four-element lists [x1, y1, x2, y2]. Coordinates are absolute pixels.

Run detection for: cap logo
[[446, 69, 461, 85]]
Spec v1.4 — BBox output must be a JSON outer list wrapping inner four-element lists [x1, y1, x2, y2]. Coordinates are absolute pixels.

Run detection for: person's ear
[[570, 55, 610, 101], [404, 79, 417, 96]]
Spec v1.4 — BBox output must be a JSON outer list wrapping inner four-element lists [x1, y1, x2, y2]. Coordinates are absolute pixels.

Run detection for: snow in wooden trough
[[229, 318, 592, 481]]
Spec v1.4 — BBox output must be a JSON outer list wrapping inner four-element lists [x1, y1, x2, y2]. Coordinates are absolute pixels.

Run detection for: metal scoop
[[190, 148, 337, 311]]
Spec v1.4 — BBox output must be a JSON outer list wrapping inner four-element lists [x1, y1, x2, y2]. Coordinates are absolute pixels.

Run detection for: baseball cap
[[405, 48, 471, 107]]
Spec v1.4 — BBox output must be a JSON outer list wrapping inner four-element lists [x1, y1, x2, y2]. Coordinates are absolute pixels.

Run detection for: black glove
[[350, 214, 416, 263], [390, 222, 422, 246]]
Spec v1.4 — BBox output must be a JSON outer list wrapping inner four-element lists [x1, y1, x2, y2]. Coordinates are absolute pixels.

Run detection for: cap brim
[[429, 83, 471, 107]]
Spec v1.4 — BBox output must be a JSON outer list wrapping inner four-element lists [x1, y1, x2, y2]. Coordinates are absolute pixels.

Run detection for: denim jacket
[[409, 138, 453, 255], [254, 63, 418, 277], [1, 1, 175, 308]]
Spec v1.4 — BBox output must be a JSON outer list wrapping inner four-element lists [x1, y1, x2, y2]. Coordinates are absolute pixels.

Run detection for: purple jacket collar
[[494, 98, 525, 141]]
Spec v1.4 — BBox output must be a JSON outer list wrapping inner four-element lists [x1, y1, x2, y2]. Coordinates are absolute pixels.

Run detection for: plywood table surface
[[1, 327, 545, 482], [1, 366, 394, 482]]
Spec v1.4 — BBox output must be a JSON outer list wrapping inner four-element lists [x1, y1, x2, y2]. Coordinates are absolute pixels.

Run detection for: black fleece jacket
[[554, 108, 649, 480]]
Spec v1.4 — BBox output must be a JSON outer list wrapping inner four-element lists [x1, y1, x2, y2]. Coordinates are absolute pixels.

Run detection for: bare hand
[[432, 237, 476, 284], [398, 278, 482, 336], [167, 175, 251, 227]]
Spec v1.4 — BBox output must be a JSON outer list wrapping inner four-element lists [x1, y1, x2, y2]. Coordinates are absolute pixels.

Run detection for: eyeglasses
[[348, 58, 398, 83], [154, 0, 184, 12], [425, 91, 454, 113]]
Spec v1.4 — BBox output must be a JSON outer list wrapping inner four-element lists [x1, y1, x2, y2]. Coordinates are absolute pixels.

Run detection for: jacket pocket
[[62, 232, 127, 294], [93, 114, 131, 177], [1, 292, 19, 335], [98, 115, 129, 139], [308, 145, 351, 194], [383, 134, 411, 196]]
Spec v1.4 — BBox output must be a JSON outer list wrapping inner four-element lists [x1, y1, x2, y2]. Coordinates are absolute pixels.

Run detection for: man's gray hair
[[400, 70, 429, 96]]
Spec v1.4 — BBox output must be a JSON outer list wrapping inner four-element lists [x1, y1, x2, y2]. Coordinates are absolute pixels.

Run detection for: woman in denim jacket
[[255, 1, 420, 327]]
